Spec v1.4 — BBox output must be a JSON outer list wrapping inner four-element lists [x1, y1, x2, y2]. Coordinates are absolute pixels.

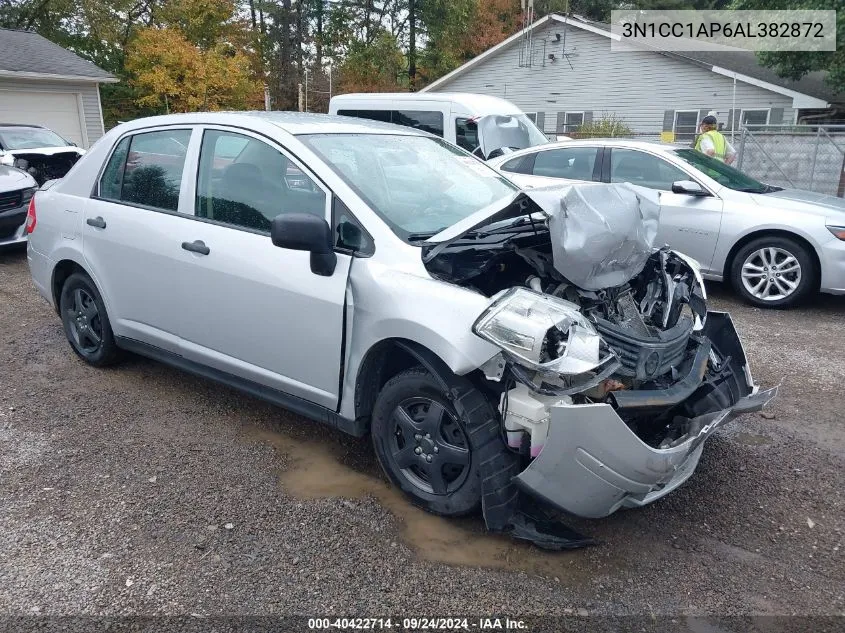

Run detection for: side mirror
[[270, 213, 337, 276], [671, 180, 709, 196]]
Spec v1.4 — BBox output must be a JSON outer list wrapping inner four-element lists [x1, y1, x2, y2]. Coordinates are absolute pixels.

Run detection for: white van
[[328, 92, 550, 160]]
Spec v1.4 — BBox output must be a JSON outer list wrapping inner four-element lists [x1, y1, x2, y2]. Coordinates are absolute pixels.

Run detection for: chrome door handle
[[86, 216, 106, 229], [181, 240, 210, 255]]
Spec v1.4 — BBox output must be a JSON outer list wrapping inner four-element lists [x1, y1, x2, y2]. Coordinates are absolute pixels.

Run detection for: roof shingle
[[0, 28, 115, 81]]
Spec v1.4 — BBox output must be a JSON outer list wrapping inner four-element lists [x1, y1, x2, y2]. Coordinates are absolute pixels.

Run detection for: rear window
[[336, 109, 444, 137]]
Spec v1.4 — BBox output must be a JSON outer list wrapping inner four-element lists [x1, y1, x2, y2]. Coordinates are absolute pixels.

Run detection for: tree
[[733, 0, 844, 96], [126, 26, 262, 112]]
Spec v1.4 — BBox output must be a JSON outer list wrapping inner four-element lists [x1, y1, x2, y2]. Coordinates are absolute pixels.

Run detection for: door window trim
[[91, 125, 197, 216], [604, 146, 717, 196], [190, 125, 333, 235]]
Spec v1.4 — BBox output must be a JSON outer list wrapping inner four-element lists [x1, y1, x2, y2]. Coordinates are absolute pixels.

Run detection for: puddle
[[734, 432, 772, 446], [250, 428, 609, 581]]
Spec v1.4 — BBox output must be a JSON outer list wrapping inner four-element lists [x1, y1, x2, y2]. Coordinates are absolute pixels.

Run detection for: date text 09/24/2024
[[307, 618, 528, 630]]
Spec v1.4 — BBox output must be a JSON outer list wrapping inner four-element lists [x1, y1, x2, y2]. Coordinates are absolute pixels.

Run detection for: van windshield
[[478, 114, 548, 156], [300, 133, 519, 240]]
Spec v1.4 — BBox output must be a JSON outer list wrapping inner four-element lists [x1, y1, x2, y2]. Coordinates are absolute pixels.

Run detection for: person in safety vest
[[694, 115, 737, 164]]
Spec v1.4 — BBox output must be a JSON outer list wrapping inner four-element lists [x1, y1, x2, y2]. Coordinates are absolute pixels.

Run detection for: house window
[[740, 109, 770, 130], [674, 110, 699, 142], [564, 112, 584, 133]]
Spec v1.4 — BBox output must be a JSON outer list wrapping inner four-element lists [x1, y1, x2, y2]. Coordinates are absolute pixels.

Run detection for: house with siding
[[421, 14, 841, 143], [0, 28, 116, 149]]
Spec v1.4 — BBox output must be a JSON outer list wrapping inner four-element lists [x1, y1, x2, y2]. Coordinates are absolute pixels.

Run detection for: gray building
[[421, 14, 840, 143], [0, 28, 116, 148]]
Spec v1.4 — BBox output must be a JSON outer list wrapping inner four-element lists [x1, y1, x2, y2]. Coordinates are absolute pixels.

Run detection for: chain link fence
[[734, 124, 845, 196]]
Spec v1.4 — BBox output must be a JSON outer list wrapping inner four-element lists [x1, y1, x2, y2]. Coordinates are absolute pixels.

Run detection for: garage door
[[0, 90, 85, 147]]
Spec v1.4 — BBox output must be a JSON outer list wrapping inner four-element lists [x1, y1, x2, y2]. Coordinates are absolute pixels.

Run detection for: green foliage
[[574, 113, 633, 137], [733, 0, 844, 95]]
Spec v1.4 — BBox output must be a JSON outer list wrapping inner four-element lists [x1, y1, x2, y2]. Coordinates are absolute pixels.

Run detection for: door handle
[[86, 216, 106, 229], [181, 240, 210, 255]]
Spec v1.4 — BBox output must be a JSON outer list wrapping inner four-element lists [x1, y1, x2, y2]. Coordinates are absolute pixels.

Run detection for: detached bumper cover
[[513, 311, 777, 519]]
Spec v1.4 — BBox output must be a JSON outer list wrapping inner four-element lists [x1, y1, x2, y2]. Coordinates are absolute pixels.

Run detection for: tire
[[730, 236, 816, 308], [59, 272, 122, 366], [371, 366, 502, 517]]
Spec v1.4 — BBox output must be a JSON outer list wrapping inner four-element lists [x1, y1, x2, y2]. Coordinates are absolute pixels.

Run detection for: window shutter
[[662, 110, 675, 132], [536, 112, 546, 133], [769, 108, 784, 125], [583, 111, 593, 125], [556, 111, 566, 134]]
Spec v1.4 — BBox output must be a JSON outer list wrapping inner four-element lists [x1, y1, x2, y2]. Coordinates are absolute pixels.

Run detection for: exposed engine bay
[[7, 151, 82, 185], [422, 183, 775, 544]]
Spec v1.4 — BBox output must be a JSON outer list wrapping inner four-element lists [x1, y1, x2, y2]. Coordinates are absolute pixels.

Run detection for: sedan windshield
[[0, 127, 71, 150], [672, 148, 775, 193], [300, 133, 519, 238]]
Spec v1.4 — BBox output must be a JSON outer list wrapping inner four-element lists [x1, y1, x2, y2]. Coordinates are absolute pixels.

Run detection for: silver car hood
[[425, 182, 662, 290], [751, 188, 845, 221]]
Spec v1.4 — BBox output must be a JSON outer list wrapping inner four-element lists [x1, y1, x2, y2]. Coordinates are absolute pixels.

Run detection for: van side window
[[335, 109, 444, 137], [393, 110, 443, 136], [337, 109, 391, 123], [455, 118, 479, 152]]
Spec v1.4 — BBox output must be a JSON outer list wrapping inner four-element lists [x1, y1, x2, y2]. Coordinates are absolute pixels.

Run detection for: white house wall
[[0, 78, 105, 148], [430, 22, 796, 135]]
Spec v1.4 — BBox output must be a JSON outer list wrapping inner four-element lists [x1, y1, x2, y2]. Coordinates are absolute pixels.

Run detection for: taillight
[[25, 196, 36, 234]]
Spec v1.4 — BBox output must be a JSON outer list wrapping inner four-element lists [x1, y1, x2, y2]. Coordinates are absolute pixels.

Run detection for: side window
[[393, 110, 444, 136], [610, 148, 689, 190], [500, 154, 534, 174], [333, 197, 373, 256], [532, 147, 598, 180], [455, 118, 479, 152], [195, 129, 326, 233], [98, 129, 190, 212], [98, 136, 130, 200], [338, 109, 391, 123]]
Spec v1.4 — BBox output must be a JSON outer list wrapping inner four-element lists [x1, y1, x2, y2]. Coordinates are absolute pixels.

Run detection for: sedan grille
[[594, 316, 693, 381]]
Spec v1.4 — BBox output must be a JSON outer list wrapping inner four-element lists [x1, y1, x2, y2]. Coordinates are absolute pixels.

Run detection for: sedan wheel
[[65, 287, 103, 354], [59, 272, 122, 366], [731, 236, 815, 308], [740, 246, 802, 302]]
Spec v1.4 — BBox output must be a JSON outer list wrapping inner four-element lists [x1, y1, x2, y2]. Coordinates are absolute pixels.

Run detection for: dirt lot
[[1, 245, 843, 626]]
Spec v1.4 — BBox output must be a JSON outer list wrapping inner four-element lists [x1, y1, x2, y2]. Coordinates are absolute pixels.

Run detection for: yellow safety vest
[[695, 129, 727, 161]]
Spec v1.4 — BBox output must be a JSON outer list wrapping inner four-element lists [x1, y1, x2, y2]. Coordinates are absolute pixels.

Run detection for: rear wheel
[[730, 236, 815, 308], [371, 367, 495, 516], [59, 272, 122, 366]]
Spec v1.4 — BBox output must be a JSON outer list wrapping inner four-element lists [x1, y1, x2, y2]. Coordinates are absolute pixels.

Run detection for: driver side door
[[606, 147, 724, 273], [177, 127, 352, 409]]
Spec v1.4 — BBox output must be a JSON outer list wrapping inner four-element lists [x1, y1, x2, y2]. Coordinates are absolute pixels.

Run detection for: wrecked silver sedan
[[27, 113, 775, 549]]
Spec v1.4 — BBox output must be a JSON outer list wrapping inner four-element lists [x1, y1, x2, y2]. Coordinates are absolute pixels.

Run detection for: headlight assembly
[[473, 287, 619, 395]]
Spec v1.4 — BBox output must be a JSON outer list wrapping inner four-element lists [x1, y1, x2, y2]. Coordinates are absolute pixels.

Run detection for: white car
[[488, 139, 845, 308]]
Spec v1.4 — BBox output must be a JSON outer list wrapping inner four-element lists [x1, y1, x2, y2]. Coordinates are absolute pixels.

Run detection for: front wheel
[[730, 236, 816, 308], [371, 367, 494, 517]]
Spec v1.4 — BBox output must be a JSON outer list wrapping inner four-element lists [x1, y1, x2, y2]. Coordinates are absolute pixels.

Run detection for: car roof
[[330, 92, 523, 115], [0, 123, 46, 129], [112, 111, 430, 137]]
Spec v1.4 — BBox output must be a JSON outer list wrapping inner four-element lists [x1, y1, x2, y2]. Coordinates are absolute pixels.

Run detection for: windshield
[[300, 133, 518, 239], [0, 127, 71, 150], [478, 114, 548, 156], [672, 148, 774, 193]]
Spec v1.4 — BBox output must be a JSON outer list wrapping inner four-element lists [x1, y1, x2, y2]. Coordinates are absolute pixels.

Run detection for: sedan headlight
[[473, 288, 619, 394], [827, 225, 845, 241]]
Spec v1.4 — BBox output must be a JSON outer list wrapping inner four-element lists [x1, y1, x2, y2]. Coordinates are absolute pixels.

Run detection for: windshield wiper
[[407, 230, 442, 242]]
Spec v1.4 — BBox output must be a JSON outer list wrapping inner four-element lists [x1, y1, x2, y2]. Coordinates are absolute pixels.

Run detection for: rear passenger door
[[176, 127, 352, 410], [84, 127, 196, 352], [498, 146, 601, 189]]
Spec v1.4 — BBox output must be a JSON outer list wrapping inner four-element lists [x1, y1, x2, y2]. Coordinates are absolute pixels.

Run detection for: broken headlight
[[473, 288, 619, 394]]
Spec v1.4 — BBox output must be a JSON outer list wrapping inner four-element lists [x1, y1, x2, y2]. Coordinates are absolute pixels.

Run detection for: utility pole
[[328, 62, 333, 101], [298, 83, 303, 112], [304, 69, 309, 112]]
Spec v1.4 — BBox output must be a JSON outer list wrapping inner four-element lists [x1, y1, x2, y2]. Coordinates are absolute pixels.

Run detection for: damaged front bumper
[[513, 312, 777, 519]]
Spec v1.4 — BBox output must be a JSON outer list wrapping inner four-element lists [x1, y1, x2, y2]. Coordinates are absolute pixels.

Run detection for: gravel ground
[[1, 245, 843, 627]]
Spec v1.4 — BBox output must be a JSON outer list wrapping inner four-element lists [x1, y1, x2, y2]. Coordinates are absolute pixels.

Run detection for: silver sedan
[[489, 139, 845, 308]]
